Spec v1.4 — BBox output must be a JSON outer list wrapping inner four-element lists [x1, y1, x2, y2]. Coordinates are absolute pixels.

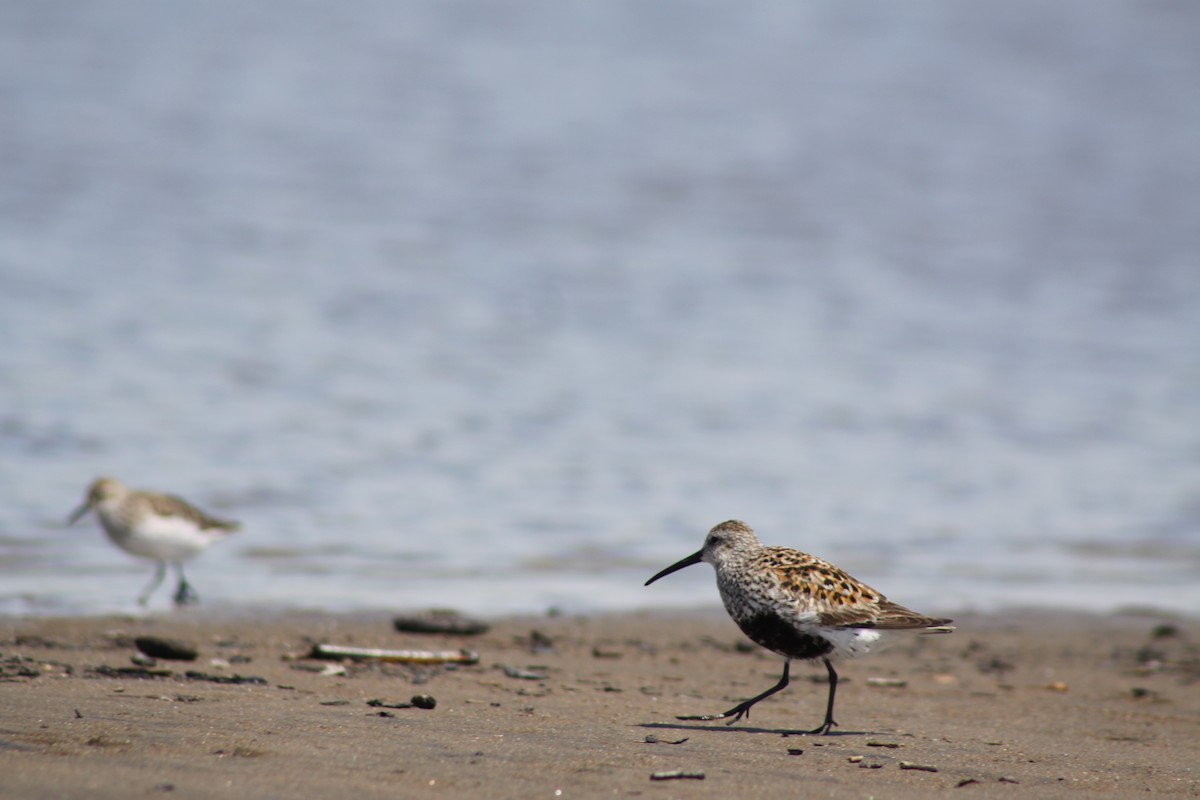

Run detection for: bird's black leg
[[172, 563, 199, 606], [138, 562, 167, 606], [678, 660, 792, 724], [807, 658, 839, 735]]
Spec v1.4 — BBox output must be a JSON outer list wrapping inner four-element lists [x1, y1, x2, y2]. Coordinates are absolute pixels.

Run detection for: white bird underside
[[100, 511, 230, 562]]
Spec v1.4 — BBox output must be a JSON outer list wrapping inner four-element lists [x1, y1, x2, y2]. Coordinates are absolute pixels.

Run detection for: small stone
[[134, 636, 198, 662], [500, 664, 547, 680], [411, 694, 436, 710], [393, 612, 489, 636], [650, 770, 705, 781], [866, 677, 908, 688]]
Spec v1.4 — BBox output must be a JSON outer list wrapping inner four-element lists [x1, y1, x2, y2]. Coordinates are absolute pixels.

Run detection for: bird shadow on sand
[[638, 721, 865, 737]]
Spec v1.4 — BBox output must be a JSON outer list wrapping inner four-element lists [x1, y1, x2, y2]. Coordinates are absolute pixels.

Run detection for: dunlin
[[68, 477, 240, 606], [645, 520, 953, 734]]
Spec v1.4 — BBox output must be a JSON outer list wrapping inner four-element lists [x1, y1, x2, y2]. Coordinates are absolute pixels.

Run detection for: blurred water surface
[[1, 1, 1197, 616]]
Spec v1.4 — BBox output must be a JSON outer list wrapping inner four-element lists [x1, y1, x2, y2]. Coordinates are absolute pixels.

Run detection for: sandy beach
[[0, 608, 1196, 799]]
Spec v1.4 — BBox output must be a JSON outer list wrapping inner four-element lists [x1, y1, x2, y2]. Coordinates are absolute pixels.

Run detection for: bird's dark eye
[[708, 534, 723, 546]]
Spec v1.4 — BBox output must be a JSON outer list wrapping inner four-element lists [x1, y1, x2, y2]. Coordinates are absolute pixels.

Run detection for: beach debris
[[393, 611, 489, 636], [786, 748, 804, 756], [184, 671, 268, 685], [87, 734, 131, 749], [319, 664, 348, 677], [956, 778, 979, 787], [367, 695, 437, 710], [643, 734, 688, 745], [88, 665, 173, 679], [2, 655, 73, 680], [309, 643, 479, 665], [899, 761, 939, 773], [650, 770, 705, 781], [498, 664, 547, 680], [13, 634, 60, 648], [527, 630, 556, 654], [212, 746, 265, 758], [848, 755, 864, 763], [866, 677, 908, 688], [998, 776, 1020, 784], [1151, 624, 1179, 639], [319, 700, 350, 706], [977, 655, 1015, 675], [131, 653, 158, 667], [1135, 644, 1166, 667], [866, 740, 901, 748], [1047, 681, 1069, 692], [134, 636, 198, 661], [859, 762, 884, 769]]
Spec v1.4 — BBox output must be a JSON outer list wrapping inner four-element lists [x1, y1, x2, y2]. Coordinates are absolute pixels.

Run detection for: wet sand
[[1, 609, 1196, 798]]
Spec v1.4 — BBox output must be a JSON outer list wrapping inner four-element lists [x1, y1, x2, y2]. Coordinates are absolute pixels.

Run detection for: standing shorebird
[[645, 520, 953, 734], [68, 477, 240, 606]]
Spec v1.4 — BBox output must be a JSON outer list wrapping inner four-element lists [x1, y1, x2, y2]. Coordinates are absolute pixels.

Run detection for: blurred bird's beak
[[67, 500, 92, 525], [645, 549, 704, 586]]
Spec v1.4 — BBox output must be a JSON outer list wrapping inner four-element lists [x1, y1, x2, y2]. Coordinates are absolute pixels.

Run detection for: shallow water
[[1, 1, 1198, 617]]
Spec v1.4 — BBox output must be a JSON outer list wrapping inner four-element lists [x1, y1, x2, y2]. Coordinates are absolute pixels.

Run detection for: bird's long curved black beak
[[67, 501, 92, 525], [645, 549, 704, 586]]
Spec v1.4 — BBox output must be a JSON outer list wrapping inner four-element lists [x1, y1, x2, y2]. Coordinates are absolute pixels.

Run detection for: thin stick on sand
[[309, 644, 480, 664]]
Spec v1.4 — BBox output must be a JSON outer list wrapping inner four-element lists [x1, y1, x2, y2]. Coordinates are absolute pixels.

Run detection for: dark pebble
[[1151, 624, 1179, 639], [184, 671, 267, 685], [393, 612, 489, 636], [134, 636, 198, 662]]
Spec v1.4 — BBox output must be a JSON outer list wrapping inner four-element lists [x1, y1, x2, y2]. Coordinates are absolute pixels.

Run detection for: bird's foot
[[676, 701, 753, 725], [173, 583, 199, 606], [806, 719, 838, 736]]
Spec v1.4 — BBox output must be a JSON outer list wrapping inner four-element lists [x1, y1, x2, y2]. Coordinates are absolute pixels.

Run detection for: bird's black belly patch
[[738, 612, 835, 660]]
